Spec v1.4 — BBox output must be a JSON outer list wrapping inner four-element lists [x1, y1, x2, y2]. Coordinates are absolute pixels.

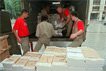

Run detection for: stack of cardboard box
[[36, 54, 54, 71], [2, 52, 42, 71], [52, 55, 67, 71]]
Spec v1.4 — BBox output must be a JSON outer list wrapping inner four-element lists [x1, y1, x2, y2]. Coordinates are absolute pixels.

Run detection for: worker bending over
[[13, 9, 30, 55], [34, 15, 55, 52], [41, 5, 50, 16], [69, 11, 85, 47], [57, 6, 73, 37]]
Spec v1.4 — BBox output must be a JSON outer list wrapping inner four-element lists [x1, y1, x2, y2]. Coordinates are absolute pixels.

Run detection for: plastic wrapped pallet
[[52, 55, 67, 71], [2, 55, 21, 71], [85, 68, 103, 71], [67, 47, 85, 68], [12, 57, 29, 71], [24, 52, 42, 61], [81, 48, 104, 68], [36, 54, 54, 71], [67, 47, 82, 53], [68, 67, 85, 71], [67, 52, 85, 68], [23, 59, 38, 71]]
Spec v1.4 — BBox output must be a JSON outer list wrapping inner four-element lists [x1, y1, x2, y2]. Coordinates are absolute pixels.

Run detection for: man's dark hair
[[41, 15, 48, 21], [71, 11, 78, 17], [21, 9, 28, 15]]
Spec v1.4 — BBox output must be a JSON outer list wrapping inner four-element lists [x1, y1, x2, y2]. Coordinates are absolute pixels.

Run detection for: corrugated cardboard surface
[[45, 47, 56, 52], [45, 47, 66, 54], [24, 52, 42, 58], [38, 55, 53, 63], [82, 48, 101, 58], [5, 55, 21, 63], [25, 60, 38, 67], [15, 58, 29, 65], [53, 55, 66, 63], [54, 48, 66, 53]]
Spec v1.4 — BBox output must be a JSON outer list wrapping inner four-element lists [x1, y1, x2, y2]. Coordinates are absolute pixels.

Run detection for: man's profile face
[[23, 12, 29, 18], [57, 7, 62, 13]]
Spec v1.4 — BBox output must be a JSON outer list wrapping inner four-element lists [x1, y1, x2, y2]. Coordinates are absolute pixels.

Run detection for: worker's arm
[[70, 30, 84, 39], [36, 24, 40, 38], [60, 17, 64, 23], [13, 30, 22, 44], [63, 15, 71, 27]]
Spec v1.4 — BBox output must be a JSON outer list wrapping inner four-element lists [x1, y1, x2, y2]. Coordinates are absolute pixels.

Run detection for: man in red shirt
[[57, 6, 73, 37], [13, 9, 30, 55], [69, 11, 85, 47]]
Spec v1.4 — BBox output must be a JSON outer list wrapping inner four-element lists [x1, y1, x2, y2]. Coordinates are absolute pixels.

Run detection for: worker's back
[[36, 21, 55, 39]]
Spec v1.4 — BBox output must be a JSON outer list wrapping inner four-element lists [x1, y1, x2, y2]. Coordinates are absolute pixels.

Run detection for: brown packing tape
[[25, 60, 38, 67], [38, 55, 53, 63], [53, 55, 66, 63], [15, 58, 29, 65], [81, 48, 101, 58]]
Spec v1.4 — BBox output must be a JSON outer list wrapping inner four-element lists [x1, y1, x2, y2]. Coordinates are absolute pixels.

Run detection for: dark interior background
[[23, 0, 87, 35]]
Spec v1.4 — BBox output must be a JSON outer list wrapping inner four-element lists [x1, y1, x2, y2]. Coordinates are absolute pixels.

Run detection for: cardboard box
[[36, 54, 54, 71], [12, 57, 29, 71], [2, 55, 21, 69], [24, 52, 42, 60], [23, 59, 38, 71], [44, 46, 66, 55], [52, 55, 67, 71]]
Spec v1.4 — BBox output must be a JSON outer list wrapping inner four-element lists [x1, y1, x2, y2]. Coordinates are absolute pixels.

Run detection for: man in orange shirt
[[57, 6, 73, 37], [69, 11, 85, 47], [13, 9, 30, 55]]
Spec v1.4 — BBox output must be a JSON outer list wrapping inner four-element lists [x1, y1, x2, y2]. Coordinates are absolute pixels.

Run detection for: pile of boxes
[[2, 52, 42, 71], [2, 46, 104, 71], [36, 46, 67, 71], [67, 47, 104, 71], [0, 35, 11, 62]]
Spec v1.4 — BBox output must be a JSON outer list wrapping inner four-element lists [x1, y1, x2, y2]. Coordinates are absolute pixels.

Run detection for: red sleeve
[[13, 19, 20, 30], [59, 13, 63, 18], [77, 21, 84, 31], [64, 9, 70, 17]]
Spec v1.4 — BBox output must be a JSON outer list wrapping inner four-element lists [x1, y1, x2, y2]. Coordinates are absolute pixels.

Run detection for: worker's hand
[[17, 38, 22, 44], [62, 24, 66, 28], [70, 34, 77, 39]]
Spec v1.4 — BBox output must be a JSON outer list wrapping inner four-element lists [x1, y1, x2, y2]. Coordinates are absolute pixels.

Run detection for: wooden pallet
[[0, 46, 11, 62]]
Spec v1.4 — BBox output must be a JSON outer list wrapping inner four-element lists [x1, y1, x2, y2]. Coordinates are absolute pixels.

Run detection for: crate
[[0, 46, 11, 62], [0, 35, 9, 49]]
